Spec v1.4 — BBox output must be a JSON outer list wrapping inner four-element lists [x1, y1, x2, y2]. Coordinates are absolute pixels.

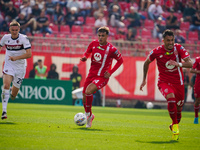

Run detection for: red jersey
[[149, 43, 190, 85], [192, 57, 200, 86], [84, 40, 122, 77]]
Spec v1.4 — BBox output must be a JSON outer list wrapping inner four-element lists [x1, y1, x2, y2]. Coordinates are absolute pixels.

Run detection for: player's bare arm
[[8, 48, 32, 61], [104, 71, 111, 78], [80, 56, 87, 62], [168, 57, 192, 68], [0, 46, 2, 52], [190, 68, 200, 74], [140, 57, 151, 91]]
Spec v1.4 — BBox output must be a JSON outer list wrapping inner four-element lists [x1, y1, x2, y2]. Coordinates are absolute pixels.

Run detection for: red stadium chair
[[57, 34, 66, 44], [49, 24, 59, 34], [82, 26, 94, 36], [141, 29, 152, 39], [144, 19, 154, 30], [188, 31, 199, 41], [180, 22, 190, 31], [85, 17, 95, 26], [179, 30, 187, 39], [60, 25, 70, 34], [45, 33, 55, 43], [119, 2, 128, 12], [71, 25, 82, 34]]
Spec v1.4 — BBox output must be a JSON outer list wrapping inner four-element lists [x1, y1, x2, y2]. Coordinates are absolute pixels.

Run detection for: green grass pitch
[[0, 103, 199, 150]]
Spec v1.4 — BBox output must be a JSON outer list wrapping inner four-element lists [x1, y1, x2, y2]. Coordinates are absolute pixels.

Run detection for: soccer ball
[[74, 112, 87, 126], [146, 102, 154, 109]]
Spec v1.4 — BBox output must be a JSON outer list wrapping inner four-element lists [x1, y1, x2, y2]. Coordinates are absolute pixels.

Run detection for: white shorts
[[3, 64, 26, 89]]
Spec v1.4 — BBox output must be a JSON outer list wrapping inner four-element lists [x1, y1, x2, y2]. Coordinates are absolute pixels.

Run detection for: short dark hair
[[98, 26, 109, 35], [38, 59, 42, 62], [162, 29, 174, 39]]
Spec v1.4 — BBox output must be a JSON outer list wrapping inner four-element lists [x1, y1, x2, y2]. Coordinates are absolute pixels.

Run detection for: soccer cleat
[[194, 117, 199, 124], [169, 124, 172, 131], [172, 124, 179, 140], [1, 112, 7, 120], [86, 114, 95, 128]]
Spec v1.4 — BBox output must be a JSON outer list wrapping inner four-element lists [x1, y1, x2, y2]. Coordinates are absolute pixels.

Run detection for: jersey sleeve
[[0, 35, 6, 47], [83, 41, 93, 58], [177, 44, 190, 59], [23, 35, 31, 50], [111, 47, 122, 60], [149, 49, 156, 62]]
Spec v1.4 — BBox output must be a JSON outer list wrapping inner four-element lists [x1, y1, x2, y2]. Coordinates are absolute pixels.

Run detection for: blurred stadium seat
[[60, 25, 70, 34]]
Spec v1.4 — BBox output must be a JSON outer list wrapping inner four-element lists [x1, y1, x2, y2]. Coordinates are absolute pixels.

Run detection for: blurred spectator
[[126, 28, 136, 41], [79, 0, 91, 23], [109, 5, 125, 28], [35, 59, 48, 79], [19, 0, 32, 21], [4, 1, 18, 22], [166, 9, 180, 30], [148, 0, 163, 21], [29, 62, 38, 78], [189, 10, 200, 32], [45, 0, 55, 22], [67, 0, 80, 13], [70, 65, 82, 91], [47, 63, 59, 79], [36, 0, 45, 10], [153, 17, 166, 42], [65, 7, 78, 30], [175, 29, 185, 44], [16, 12, 30, 34], [93, 89, 102, 106], [165, 0, 175, 12], [140, 0, 151, 11], [183, 69, 190, 104], [31, 3, 41, 18], [27, 10, 52, 34], [182, 1, 196, 23], [134, 36, 146, 57], [59, 0, 67, 9], [126, 6, 141, 29], [53, 3, 64, 25], [94, 13, 107, 32], [129, 0, 139, 12], [92, 0, 105, 19], [108, 0, 121, 15]]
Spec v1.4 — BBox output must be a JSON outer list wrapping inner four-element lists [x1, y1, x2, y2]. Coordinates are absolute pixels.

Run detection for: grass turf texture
[[0, 103, 199, 150]]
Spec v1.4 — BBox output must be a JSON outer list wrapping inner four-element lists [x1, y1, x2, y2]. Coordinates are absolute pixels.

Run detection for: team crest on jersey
[[16, 40, 19, 43], [94, 53, 102, 61], [165, 61, 175, 69]]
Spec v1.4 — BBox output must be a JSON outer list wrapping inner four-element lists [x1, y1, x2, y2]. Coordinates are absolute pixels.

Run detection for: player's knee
[[3, 83, 10, 90], [85, 89, 93, 95]]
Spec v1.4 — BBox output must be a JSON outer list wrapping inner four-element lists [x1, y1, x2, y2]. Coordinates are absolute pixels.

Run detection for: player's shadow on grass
[[135, 140, 178, 144], [0, 122, 16, 125], [73, 127, 106, 131]]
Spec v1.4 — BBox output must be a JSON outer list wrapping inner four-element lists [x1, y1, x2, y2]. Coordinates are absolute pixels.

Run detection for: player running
[[80, 26, 123, 128], [140, 29, 192, 140], [0, 21, 32, 119], [190, 56, 200, 124]]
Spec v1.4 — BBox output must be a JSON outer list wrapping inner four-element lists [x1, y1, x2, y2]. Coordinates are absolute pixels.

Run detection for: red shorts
[[158, 82, 185, 107], [194, 83, 200, 98], [83, 76, 109, 94]]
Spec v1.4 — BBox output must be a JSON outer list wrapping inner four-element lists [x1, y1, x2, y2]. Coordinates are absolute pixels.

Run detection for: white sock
[[1, 89, 10, 113]]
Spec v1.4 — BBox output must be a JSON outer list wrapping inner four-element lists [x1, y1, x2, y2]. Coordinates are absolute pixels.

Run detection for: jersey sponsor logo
[[165, 52, 173, 55], [6, 44, 23, 50], [165, 61, 175, 69], [97, 46, 104, 50], [94, 53, 102, 61]]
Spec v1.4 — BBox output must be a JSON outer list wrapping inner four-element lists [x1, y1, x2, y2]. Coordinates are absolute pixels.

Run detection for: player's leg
[[1, 74, 13, 119], [10, 85, 20, 100], [194, 97, 200, 124]]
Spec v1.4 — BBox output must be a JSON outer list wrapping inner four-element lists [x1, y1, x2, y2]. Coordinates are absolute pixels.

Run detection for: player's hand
[[104, 71, 111, 78], [80, 56, 87, 62], [168, 60, 178, 67], [140, 80, 146, 91], [8, 56, 17, 61]]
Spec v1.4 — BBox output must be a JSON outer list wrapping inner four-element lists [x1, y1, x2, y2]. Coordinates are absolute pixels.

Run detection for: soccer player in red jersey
[[190, 56, 200, 124], [80, 27, 123, 128], [140, 29, 192, 140]]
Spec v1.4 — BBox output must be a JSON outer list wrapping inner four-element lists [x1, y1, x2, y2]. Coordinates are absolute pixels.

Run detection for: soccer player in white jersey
[[0, 21, 32, 120], [140, 30, 192, 140]]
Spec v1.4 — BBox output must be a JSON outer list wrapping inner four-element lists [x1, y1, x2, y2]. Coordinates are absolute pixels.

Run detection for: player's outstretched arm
[[9, 49, 32, 61], [140, 57, 151, 91], [80, 56, 87, 62]]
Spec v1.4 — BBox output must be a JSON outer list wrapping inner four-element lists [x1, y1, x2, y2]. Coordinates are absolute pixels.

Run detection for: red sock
[[83, 102, 86, 112], [194, 105, 200, 118], [167, 98, 178, 124], [177, 108, 182, 124], [85, 94, 93, 117]]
